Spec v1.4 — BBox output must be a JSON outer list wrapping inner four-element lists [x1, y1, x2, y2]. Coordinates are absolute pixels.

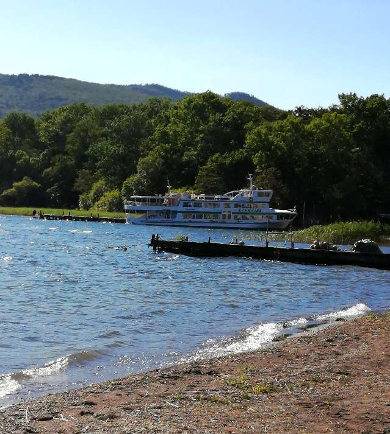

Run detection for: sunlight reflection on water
[[0, 214, 389, 407]]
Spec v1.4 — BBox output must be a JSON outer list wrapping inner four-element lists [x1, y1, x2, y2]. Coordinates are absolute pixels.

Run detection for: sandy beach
[[1, 312, 389, 433]]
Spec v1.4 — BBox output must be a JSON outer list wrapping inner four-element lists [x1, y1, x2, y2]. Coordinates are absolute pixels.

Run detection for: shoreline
[[1, 212, 390, 247], [1, 312, 389, 433]]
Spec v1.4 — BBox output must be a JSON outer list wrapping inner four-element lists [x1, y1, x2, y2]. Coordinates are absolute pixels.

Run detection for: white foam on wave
[[315, 303, 371, 321], [0, 375, 21, 399], [0, 357, 69, 400], [223, 322, 283, 354], [192, 322, 284, 361], [3, 256, 13, 261], [155, 253, 179, 261], [23, 356, 69, 379], [283, 317, 308, 328], [0, 350, 105, 400], [69, 229, 92, 234], [191, 304, 371, 362]]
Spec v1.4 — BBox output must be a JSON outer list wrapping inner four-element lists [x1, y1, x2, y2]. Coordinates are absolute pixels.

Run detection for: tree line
[[0, 91, 389, 222]]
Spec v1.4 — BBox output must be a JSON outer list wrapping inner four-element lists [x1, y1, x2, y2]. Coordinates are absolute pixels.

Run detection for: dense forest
[[0, 91, 389, 223], [0, 74, 266, 118]]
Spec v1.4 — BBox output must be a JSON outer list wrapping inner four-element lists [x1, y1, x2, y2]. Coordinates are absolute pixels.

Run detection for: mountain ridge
[[0, 73, 267, 118]]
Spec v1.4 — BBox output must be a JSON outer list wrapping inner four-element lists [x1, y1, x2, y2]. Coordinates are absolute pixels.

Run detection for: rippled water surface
[[0, 215, 389, 407]]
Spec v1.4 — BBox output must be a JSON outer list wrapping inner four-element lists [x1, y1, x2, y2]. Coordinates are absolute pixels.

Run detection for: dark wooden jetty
[[38, 213, 126, 224], [149, 236, 390, 270]]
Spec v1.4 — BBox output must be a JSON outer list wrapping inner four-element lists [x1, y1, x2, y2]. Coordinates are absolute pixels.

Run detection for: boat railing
[[125, 200, 173, 207], [195, 194, 230, 201]]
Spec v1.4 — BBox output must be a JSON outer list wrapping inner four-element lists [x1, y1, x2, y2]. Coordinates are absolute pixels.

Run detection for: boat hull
[[126, 217, 292, 230]]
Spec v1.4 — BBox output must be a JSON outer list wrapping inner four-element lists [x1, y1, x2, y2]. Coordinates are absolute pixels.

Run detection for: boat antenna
[[247, 174, 255, 190], [167, 179, 172, 195]]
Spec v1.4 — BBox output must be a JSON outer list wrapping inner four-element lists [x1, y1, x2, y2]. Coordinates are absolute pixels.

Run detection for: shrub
[[0, 177, 45, 206], [78, 192, 92, 210], [93, 189, 123, 212], [89, 179, 109, 204]]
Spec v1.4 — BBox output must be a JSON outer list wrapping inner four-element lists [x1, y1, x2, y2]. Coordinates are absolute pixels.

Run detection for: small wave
[[223, 322, 283, 354], [3, 256, 13, 261], [2, 350, 105, 386], [21, 357, 70, 379], [0, 375, 22, 399], [155, 253, 179, 261], [190, 303, 371, 362], [105, 341, 125, 349], [192, 322, 284, 360], [315, 303, 370, 321], [96, 330, 122, 339], [283, 317, 308, 328], [67, 350, 106, 367], [69, 229, 92, 234]]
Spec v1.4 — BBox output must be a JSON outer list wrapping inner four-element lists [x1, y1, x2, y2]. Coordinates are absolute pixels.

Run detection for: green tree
[[2, 112, 40, 154], [42, 155, 77, 207], [194, 166, 226, 194], [94, 189, 123, 212], [38, 103, 92, 156], [0, 176, 45, 206]]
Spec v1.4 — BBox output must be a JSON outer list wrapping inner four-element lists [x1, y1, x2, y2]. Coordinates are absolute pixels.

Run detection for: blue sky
[[1, 0, 389, 109]]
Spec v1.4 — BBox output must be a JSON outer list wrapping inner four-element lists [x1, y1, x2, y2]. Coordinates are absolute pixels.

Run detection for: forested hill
[[0, 91, 389, 223], [0, 74, 267, 118]]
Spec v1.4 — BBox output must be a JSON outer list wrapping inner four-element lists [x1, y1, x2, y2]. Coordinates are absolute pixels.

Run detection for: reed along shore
[[1, 312, 389, 433]]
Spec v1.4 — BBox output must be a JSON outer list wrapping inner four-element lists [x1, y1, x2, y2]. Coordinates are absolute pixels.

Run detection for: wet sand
[[1, 312, 389, 433]]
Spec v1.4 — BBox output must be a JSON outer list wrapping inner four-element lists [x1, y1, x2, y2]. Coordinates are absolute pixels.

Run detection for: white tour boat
[[124, 175, 297, 230]]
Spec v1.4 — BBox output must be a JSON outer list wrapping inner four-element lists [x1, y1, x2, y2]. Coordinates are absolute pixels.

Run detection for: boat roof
[[225, 189, 273, 195], [131, 195, 164, 199]]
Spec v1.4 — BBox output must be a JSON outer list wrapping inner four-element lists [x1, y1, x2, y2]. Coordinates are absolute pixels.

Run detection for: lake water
[[0, 215, 389, 408]]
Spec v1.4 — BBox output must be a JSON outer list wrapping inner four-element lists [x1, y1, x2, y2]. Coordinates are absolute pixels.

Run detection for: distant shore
[[2, 210, 390, 247], [1, 312, 389, 433], [0, 206, 125, 219]]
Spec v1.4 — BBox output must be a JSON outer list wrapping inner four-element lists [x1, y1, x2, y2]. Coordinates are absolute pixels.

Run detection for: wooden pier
[[149, 236, 390, 270], [38, 213, 126, 224]]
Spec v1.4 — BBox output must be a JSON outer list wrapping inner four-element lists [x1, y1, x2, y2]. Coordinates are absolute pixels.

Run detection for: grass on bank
[[246, 221, 390, 246], [292, 221, 390, 245], [0, 206, 125, 219]]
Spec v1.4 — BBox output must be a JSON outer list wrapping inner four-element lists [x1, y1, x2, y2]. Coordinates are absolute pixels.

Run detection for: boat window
[[224, 203, 231, 208], [183, 202, 192, 207], [196, 214, 203, 219]]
